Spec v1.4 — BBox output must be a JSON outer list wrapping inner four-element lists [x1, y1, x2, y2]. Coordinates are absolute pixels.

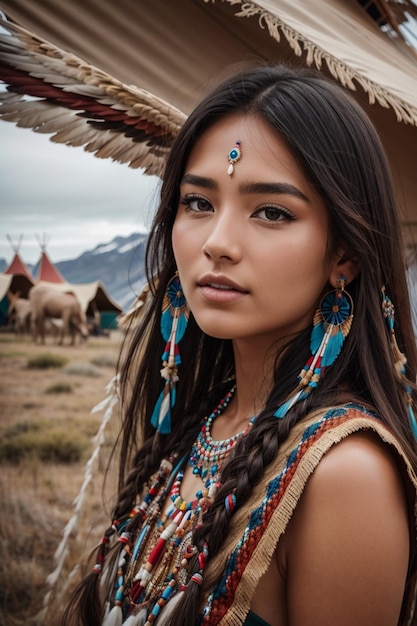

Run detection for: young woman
[[64, 65, 417, 626]]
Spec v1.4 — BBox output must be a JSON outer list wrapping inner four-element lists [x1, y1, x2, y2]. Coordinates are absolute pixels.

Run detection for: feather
[[156, 591, 185, 625], [310, 319, 325, 354], [102, 605, 123, 626], [275, 285, 353, 419], [0, 15, 187, 176], [160, 276, 188, 343], [150, 384, 175, 434], [311, 288, 353, 367], [274, 396, 298, 419], [151, 275, 188, 433], [321, 326, 345, 367], [123, 610, 148, 626], [160, 307, 188, 346]]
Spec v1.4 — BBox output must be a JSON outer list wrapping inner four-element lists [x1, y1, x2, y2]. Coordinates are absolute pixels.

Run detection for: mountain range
[[0, 232, 148, 311]]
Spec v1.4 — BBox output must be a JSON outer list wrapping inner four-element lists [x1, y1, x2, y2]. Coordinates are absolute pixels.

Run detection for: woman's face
[[172, 113, 340, 351]]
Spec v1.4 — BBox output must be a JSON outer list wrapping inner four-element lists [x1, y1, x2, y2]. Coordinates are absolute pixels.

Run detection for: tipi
[[34, 236, 66, 284], [4, 235, 33, 281]]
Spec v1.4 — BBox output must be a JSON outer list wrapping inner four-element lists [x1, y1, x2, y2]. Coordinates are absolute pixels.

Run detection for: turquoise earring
[[151, 273, 189, 434], [274, 275, 353, 418]]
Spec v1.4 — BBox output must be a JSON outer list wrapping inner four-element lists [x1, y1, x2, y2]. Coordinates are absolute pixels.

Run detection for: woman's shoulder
[[278, 427, 412, 625], [256, 401, 417, 556], [283, 402, 417, 497], [287, 402, 409, 463], [297, 428, 408, 514]]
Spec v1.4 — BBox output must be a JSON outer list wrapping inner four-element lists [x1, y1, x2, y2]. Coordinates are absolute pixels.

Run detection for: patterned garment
[[199, 404, 417, 626]]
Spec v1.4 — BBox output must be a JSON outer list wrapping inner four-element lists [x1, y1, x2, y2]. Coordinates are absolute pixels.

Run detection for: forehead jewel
[[227, 140, 241, 176]]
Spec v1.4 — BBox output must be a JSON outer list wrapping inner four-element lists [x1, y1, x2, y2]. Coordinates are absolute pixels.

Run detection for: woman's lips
[[197, 278, 248, 303], [207, 282, 238, 290]]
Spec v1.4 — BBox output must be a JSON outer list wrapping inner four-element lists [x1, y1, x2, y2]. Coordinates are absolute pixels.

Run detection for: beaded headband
[[227, 140, 241, 175]]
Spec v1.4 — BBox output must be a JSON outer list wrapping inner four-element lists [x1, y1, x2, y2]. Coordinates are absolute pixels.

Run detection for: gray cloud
[[0, 120, 160, 265]]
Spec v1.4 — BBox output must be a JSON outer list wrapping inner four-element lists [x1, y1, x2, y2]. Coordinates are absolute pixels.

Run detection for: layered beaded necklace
[[100, 386, 255, 626], [188, 386, 255, 482]]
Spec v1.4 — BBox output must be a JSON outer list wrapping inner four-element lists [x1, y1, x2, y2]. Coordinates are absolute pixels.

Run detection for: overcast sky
[[0, 120, 161, 265], [1, 12, 416, 268]]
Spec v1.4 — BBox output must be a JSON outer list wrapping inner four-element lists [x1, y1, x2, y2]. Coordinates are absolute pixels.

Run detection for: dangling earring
[[151, 273, 189, 434], [381, 287, 417, 439], [274, 274, 353, 418]]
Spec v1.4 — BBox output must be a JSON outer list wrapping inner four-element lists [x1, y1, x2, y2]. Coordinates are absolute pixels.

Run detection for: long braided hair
[[63, 64, 417, 626]]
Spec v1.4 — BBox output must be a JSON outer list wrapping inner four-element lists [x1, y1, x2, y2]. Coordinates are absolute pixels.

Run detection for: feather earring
[[274, 275, 353, 418], [122, 609, 148, 625], [381, 287, 417, 439], [102, 605, 123, 626], [151, 273, 189, 434]]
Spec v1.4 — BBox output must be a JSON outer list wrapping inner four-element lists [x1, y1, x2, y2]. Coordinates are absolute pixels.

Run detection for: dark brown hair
[[63, 64, 417, 626]]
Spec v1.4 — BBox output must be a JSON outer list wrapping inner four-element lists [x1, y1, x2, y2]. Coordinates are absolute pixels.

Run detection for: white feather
[[102, 605, 123, 626]]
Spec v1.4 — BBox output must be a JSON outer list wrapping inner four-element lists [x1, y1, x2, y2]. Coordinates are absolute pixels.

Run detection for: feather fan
[[0, 15, 187, 176]]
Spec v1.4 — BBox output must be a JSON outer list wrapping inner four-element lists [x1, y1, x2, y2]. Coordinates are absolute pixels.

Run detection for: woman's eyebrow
[[238, 181, 310, 202], [181, 174, 310, 203], [181, 173, 218, 189]]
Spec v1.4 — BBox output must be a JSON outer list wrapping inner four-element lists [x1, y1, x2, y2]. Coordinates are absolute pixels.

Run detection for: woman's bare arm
[[284, 431, 410, 626]]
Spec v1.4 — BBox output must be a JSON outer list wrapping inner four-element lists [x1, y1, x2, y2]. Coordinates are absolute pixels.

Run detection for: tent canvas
[[1, 0, 416, 249], [0, 271, 35, 325], [0, 272, 35, 301]]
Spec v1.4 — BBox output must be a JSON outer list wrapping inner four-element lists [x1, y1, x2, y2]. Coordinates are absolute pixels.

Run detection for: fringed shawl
[[199, 404, 417, 625]]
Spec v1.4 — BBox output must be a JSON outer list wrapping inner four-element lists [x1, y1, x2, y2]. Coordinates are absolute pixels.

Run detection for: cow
[[29, 284, 89, 345]]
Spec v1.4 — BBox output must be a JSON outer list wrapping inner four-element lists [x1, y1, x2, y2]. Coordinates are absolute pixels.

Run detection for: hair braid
[[61, 522, 119, 626], [167, 413, 298, 626], [88, 391, 228, 625]]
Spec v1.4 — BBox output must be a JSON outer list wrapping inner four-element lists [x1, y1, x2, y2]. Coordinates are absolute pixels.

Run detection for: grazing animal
[[29, 284, 89, 345], [7, 290, 32, 335]]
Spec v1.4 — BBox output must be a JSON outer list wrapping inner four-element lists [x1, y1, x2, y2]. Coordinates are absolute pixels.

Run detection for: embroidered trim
[[199, 404, 384, 624], [203, 0, 417, 127]]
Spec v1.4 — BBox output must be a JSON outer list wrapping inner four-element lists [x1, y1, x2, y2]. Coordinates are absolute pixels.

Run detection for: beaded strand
[[99, 387, 254, 625], [189, 385, 255, 480]]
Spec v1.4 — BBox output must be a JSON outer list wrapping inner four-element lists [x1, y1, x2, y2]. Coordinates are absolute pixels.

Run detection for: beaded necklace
[[188, 385, 255, 482], [100, 387, 254, 626]]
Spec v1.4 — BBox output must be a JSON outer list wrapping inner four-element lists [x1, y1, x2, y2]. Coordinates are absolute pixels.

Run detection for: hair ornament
[[191, 573, 203, 586], [227, 139, 241, 175], [225, 493, 237, 513], [274, 275, 353, 418], [151, 273, 189, 434], [187, 542, 209, 589], [381, 287, 417, 439]]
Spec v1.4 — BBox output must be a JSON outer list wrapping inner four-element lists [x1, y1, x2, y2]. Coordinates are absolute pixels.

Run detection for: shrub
[[91, 354, 118, 368], [45, 382, 73, 394], [3, 421, 41, 438], [0, 426, 85, 464], [63, 362, 101, 377], [27, 353, 68, 369]]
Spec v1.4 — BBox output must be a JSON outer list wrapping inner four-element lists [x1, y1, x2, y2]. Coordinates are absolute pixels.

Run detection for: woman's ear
[[328, 248, 361, 288]]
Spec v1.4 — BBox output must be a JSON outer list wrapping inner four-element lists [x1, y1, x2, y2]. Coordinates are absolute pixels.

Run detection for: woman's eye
[[254, 205, 293, 222], [180, 195, 213, 213]]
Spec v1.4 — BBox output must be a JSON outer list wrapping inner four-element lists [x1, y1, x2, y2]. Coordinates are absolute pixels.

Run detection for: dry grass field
[[0, 330, 124, 626]]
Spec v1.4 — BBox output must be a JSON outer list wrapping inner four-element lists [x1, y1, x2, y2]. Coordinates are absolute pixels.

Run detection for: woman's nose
[[202, 211, 242, 263]]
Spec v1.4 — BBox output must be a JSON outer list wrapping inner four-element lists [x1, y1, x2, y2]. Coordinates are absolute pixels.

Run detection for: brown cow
[[29, 284, 89, 345]]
